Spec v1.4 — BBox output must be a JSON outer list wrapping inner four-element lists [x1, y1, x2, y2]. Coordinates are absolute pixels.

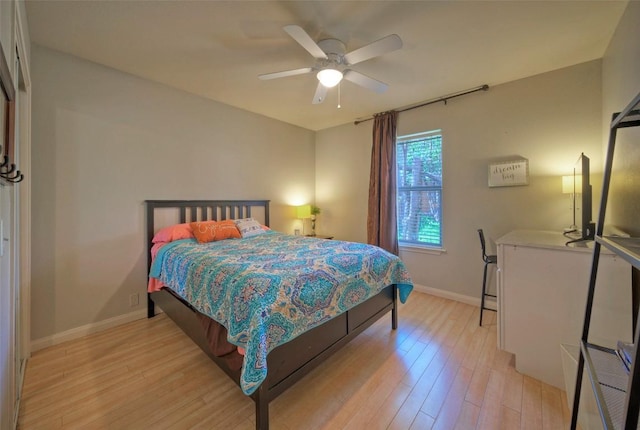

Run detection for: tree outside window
[[396, 131, 442, 247]]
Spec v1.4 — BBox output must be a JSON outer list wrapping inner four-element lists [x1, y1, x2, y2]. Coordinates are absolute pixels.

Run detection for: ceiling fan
[[259, 25, 403, 104]]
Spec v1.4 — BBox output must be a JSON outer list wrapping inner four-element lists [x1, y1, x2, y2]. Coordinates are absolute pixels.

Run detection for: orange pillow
[[190, 220, 241, 243]]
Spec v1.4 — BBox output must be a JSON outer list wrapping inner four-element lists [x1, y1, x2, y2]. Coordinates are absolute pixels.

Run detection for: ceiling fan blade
[[284, 25, 328, 60], [312, 82, 328, 104], [343, 70, 389, 93], [344, 34, 402, 65], [258, 67, 313, 80]]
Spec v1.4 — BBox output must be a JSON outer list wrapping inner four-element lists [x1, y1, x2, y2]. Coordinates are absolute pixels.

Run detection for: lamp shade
[[562, 175, 582, 194], [296, 204, 312, 219], [317, 69, 343, 88]]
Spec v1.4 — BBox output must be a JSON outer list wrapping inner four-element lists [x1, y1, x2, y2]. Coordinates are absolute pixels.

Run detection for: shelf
[[612, 110, 640, 130], [597, 236, 640, 269], [581, 342, 630, 430], [572, 90, 640, 430], [610, 91, 640, 129]]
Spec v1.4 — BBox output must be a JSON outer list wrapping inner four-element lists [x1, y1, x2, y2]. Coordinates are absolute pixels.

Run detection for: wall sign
[[488, 159, 529, 187]]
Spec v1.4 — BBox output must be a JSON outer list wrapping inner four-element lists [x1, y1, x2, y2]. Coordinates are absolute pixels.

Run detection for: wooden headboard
[[145, 199, 270, 264]]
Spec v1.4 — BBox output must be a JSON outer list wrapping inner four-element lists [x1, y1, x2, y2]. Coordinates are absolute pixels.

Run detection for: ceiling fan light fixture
[[317, 68, 343, 88]]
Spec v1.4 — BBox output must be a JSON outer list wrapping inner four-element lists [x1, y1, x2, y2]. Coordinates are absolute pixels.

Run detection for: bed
[[145, 199, 413, 429]]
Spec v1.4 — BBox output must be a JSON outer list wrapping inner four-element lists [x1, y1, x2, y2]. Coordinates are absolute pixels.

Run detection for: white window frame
[[396, 129, 443, 251]]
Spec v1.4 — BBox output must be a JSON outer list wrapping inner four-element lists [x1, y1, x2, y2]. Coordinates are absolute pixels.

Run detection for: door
[[0, 181, 14, 430]]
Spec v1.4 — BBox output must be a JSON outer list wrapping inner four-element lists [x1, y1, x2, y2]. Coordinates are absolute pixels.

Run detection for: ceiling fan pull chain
[[338, 83, 341, 109]]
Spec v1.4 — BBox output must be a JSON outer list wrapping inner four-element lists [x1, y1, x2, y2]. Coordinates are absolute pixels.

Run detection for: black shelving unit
[[571, 91, 640, 430]]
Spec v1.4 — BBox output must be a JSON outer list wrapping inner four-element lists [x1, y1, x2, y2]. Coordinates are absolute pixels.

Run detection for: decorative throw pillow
[[235, 218, 267, 238], [152, 223, 194, 243], [190, 220, 241, 243]]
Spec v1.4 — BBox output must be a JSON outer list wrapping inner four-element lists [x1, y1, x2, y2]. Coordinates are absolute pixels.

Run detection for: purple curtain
[[367, 111, 399, 255]]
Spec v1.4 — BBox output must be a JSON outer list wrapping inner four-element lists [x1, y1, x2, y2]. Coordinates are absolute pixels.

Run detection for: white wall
[[601, 1, 640, 236], [315, 123, 372, 242], [30, 46, 316, 342], [316, 60, 603, 300]]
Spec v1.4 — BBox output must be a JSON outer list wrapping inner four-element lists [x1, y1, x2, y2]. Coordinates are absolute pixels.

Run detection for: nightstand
[[306, 234, 334, 240]]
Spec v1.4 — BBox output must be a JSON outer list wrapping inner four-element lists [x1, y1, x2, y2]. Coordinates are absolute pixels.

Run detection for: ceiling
[[25, 1, 627, 131]]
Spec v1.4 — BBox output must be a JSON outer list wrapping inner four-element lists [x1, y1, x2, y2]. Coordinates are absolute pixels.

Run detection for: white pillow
[[234, 218, 266, 238]]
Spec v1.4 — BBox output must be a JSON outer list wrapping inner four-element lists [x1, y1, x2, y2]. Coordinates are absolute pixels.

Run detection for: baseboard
[[412, 283, 481, 307], [30, 288, 476, 352], [31, 309, 148, 352]]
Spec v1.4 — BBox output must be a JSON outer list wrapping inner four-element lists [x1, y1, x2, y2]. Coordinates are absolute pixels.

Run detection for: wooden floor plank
[[502, 367, 524, 413], [409, 411, 435, 430], [464, 365, 491, 408], [500, 405, 521, 430], [453, 401, 481, 430], [18, 291, 568, 430], [540, 383, 565, 430], [431, 366, 474, 430], [476, 369, 506, 430], [521, 375, 544, 430]]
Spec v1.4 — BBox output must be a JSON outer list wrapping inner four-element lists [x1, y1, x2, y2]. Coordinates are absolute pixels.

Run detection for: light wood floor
[[18, 291, 571, 429]]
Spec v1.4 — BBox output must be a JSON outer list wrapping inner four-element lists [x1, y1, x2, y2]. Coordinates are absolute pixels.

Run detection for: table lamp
[[296, 204, 312, 235]]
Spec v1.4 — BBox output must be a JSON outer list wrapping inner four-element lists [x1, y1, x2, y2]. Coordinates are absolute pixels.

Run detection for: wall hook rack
[[0, 155, 24, 183]]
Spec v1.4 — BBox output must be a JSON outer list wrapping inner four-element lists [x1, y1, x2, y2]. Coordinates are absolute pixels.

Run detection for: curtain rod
[[354, 84, 489, 125]]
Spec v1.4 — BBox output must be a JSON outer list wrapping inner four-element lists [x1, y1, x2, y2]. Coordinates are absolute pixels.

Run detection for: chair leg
[[479, 262, 489, 326]]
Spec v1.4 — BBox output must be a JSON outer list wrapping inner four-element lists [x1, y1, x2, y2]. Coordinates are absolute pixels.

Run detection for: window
[[396, 130, 442, 247]]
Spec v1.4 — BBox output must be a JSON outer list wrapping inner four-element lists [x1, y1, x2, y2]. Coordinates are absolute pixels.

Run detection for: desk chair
[[478, 229, 498, 326]]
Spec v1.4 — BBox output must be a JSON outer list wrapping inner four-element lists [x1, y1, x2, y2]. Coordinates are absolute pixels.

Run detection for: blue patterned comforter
[[150, 231, 413, 395]]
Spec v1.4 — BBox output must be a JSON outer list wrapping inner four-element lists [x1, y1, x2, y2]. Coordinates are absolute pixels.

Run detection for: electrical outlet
[[129, 293, 139, 307]]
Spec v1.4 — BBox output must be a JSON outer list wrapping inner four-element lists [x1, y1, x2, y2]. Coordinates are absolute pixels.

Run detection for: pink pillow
[[152, 223, 194, 243]]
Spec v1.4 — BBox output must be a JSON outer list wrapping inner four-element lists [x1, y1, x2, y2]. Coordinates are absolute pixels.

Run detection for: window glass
[[397, 131, 442, 247]]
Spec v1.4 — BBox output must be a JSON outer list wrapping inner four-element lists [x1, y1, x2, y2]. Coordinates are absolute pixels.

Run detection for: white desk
[[496, 230, 631, 390]]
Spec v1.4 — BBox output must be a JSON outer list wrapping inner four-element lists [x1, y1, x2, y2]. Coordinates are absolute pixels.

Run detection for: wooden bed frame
[[145, 199, 398, 430]]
